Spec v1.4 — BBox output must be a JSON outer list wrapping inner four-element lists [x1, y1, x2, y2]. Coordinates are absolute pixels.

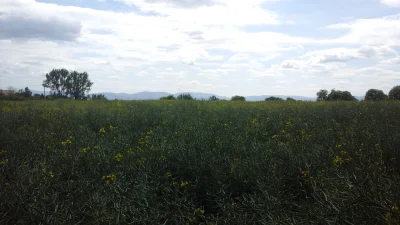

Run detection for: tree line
[[2, 67, 400, 102], [317, 86, 400, 101], [1, 69, 106, 100]]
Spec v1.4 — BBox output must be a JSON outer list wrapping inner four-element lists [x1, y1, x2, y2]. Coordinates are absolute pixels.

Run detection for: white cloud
[[380, 0, 400, 7], [0, 0, 81, 41], [325, 14, 400, 46]]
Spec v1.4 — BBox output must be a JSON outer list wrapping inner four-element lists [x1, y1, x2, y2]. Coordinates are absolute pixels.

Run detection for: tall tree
[[43, 69, 70, 97], [364, 89, 388, 101], [66, 71, 93, 100], [23, 87, 32, 97], [326, 89, 357, 101], [316, 89, 328, 101], [389, 85, 400, 101]]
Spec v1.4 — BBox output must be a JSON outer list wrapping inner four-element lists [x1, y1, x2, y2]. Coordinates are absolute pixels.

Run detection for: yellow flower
[[180, 181, 189, 188], [99, 128, 106, 135], [61, 139, 72, 146], [164, 172, 172, 178], [1, 159, 8, 165], [48, 171, 54, 178], [109, 125, 116, 129], [102, 174, 117, 184], [333, 156, 343, 167], [392, 205, 399, 212], [80, 147, 90, 153], [194, 208, 205, 215], [114, 153, 123, 162]]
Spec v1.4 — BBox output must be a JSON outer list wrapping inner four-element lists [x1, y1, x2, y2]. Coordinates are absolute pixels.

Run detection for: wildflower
[[301, 170, 309, 178], [114, 153, 123, 162], [392, 205, 399, 212], [164, 172, 172, 178], [48, 171, 54, 178], [1, 159, 8, 165], [80, 147, 90, 153], [146, 130, 153, 135], [333, 156, 343, 167], [180, 181, 189, 188], [102, 174, 117, 184], [0, 150, 7, 155], [109, 125, 115, 129], [61, 139, 72, 146], [194, 208, 205, 215], [158, 155, 166, 161], [99, 128, 106, 135]]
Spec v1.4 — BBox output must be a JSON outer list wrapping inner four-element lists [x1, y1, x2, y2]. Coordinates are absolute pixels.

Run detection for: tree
[[286, 97, 296, 102], [43, 69, 93, 99], [364, 89, 388, 101], [177, 93, 193, 100], [43, 69, 70, 97], [231, 95, 246, 101], [265, 96, 283, 101], [389, 85, 400, 100], [209, 95, 219, 101], [23, 87, 32, 97], [326, 89, 357, 101], [91, 94, 107, 100], [316, 89, 328, 101], [66, 71, 93, 100], [160, 95, 176, 100]]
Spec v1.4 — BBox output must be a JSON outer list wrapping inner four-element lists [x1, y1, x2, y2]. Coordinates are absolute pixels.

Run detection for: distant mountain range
[[30, 90, 364, 101]]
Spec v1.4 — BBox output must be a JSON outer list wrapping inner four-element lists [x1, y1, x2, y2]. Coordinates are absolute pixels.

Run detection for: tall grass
[[0, 100, 399, 224]]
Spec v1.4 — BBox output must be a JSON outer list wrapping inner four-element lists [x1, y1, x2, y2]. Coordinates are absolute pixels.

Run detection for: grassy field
[[1, 100, 400, 225]]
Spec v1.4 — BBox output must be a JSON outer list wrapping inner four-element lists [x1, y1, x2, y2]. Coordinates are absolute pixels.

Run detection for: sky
[[1, 0, 400, 97]]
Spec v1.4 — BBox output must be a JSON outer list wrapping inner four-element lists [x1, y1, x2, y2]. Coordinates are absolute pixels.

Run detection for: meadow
[[0, 100, 400, 225]]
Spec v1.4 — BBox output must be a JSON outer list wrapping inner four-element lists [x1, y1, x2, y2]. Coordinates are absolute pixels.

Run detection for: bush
[[177, 93, 193, 100], [160, 95, 176, 100], [326, 89, 357, 101], [231, 95, 246, 101], [364, 89, 388, 101], [389, 85, 400, 100], [265, 96, 284, 101]]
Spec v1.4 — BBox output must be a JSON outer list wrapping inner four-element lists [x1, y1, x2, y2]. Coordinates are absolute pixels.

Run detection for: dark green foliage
[[364, 89, 388, 101], [66, 71, 93, 100], [316, 89, 328, 101], [15, 87, 32, 98], [1, 100, 400, 224], [286, 97, 296, 101], [177, 93, 193, 100], [91, 94, 107, 100], [208, 95, 219, 101], [389, 85, 400, 100], [231, 95, 245, 101], [265, 96, 284, 101], [160, 95, 176, 100], [326, 89, 357, 101], [43, 69, 93, 99]]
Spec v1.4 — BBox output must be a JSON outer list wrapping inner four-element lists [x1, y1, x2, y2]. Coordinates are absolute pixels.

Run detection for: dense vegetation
[[1, 100, 400, 224]]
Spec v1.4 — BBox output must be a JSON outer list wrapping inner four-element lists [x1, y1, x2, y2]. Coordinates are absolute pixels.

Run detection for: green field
[[1, 100, 400, 224]]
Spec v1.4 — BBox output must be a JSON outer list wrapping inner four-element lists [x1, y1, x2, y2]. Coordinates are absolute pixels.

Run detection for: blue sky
[[1, 0, 400, 97]]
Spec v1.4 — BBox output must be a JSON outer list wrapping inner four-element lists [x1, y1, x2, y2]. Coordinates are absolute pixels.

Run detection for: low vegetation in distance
[[1, 68, 400, 224]]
